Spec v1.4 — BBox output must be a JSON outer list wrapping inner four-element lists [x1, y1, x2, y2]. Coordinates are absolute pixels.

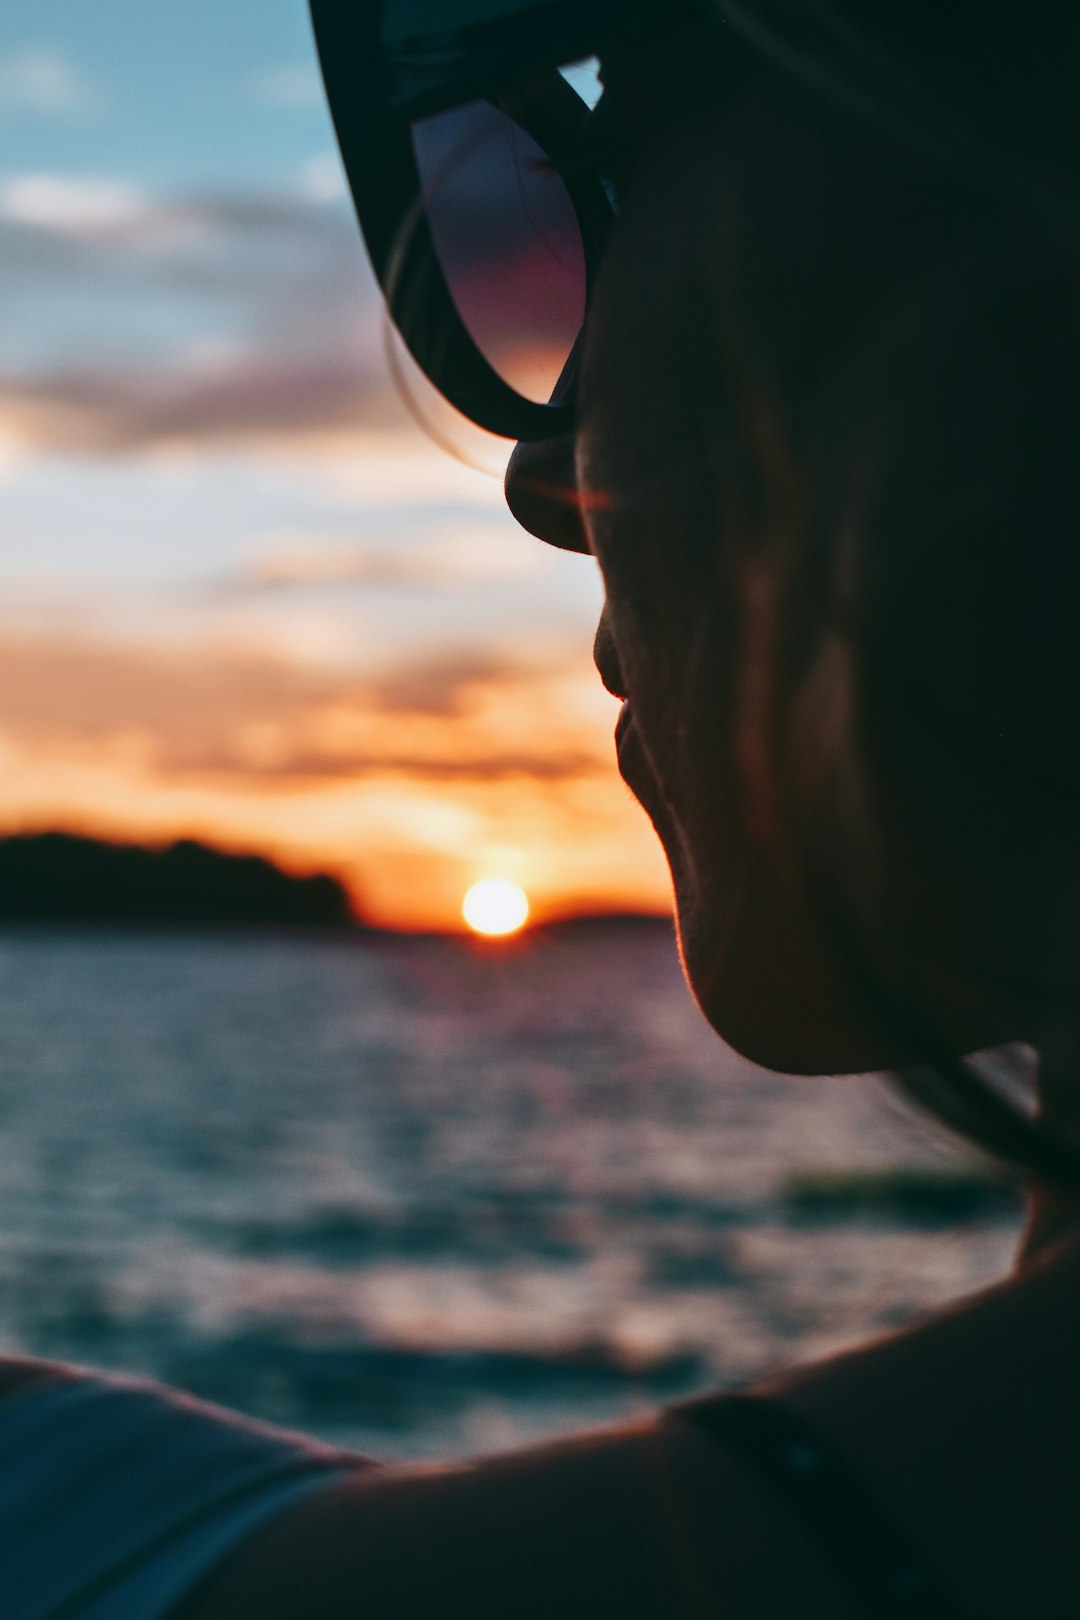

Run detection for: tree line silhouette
[[0, 833, 360, 930]]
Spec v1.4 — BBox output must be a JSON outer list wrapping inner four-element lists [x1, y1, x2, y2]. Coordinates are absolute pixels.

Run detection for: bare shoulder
[[0, 1356, 78, 1401], [767, 1237, 1080, 1620], [175, 1412, 868, 1620], [176, 1247, 1080, 1620]]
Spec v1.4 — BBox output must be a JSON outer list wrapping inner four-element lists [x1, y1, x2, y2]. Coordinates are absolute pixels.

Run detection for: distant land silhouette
[[538, 911, 672, 936], [0, 833, 360, 931]]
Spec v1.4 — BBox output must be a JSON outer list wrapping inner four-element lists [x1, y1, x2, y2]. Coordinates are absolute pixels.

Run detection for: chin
[[670, 865, 913, 1078]]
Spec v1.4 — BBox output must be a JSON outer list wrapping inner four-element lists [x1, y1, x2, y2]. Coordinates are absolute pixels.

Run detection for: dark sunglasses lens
[[410, 101, 585, 406]]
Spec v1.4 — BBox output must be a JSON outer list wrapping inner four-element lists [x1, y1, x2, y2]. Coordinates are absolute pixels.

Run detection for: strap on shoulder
[[668, 1393, 965, 1620]]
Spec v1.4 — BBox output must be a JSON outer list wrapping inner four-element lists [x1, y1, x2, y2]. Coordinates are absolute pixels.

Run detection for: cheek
[[577, 377, 737, 753], [578, 339, 754, 886], [576, 137, 832, 1047], [576, 174, 766, 720]]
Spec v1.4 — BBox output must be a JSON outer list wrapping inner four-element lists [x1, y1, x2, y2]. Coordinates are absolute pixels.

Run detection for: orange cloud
[[0, 631, 671, 928]]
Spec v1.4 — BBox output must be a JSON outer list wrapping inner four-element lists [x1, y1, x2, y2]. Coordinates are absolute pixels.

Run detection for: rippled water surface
[[0, 925, 1020, 1458]]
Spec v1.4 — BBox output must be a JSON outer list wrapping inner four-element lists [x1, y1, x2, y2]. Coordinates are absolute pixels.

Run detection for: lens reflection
[[411, 101, 586, 403]]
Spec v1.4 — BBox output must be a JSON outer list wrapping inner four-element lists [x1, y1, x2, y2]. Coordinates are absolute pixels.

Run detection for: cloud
[[0, 176, 357, 268], [0, 633, 608, 790], [248, 62, 325, 110], [0, 46, 92, 115], [298, 152, 348, 204], [0, 174, 146, 236], [370, 650, 514, 719], [0, 170, 570, 463], [0, 627, 655, 930], [0, 199, 407, 477], [207, 526, 543, 600], [0, 179, 414, 456], [0, 351, 400, 457]]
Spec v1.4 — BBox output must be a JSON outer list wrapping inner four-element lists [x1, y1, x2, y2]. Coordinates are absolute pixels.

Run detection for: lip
[[614, 704, 669, 834], [594, 648, 627, 701], [614, 701, 633, 749], [593, 621, 627, 700], [614, 701, 643, 784]]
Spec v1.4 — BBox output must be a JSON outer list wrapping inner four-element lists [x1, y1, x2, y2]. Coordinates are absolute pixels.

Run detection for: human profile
[[5, 3, 1080, 1615]]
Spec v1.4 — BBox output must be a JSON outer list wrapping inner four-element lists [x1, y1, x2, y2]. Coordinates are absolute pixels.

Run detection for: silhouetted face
[[507, 27, 1037, 1071]]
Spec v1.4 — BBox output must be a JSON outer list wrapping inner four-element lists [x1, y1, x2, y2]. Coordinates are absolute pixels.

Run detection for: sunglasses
[[309, 0, 707, 440]]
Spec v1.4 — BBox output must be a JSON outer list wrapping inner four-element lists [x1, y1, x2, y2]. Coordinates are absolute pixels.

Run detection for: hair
[[689, 2, 1080, 1202]]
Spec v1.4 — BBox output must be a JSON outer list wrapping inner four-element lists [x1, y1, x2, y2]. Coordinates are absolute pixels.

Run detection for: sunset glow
[[462, 879, 530, 937], [0, 9, 676, 933]]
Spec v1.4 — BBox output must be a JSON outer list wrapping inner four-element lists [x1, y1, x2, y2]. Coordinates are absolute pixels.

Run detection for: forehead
[[596, 16, 762, 141], [586, 24, 780, 263]]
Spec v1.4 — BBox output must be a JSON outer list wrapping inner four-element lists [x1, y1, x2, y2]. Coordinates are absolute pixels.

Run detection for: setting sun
[[462, 879, 530, 937]]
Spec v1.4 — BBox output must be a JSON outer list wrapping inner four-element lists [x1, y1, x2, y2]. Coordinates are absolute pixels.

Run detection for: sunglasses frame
[[309, 0, 702, 439]]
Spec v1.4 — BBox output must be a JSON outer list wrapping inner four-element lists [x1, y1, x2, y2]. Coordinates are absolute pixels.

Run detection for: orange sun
[[462, 879, 530, 937]]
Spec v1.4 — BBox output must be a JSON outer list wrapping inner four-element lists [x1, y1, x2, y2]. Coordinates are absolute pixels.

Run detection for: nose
[[503, 341, 591, 555], [504, 432, 590, 554]]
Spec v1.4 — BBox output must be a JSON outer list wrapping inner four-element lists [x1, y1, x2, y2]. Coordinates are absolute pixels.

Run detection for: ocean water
[[0, 924, 1020, 1460]]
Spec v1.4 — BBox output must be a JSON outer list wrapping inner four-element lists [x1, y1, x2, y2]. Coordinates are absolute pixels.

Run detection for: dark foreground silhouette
[[0, 832, 359, 930]]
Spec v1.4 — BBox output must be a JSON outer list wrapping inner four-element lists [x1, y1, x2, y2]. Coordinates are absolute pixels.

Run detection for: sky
[[0, 1, 672, 929]]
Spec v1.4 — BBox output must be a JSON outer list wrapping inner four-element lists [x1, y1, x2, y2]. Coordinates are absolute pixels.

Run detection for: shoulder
[[0, 1355, 78, 1401], [179, 1244, 1080, 1620], [175, 1413, 869, 1620], [764, 1237, 1080, 1620]]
